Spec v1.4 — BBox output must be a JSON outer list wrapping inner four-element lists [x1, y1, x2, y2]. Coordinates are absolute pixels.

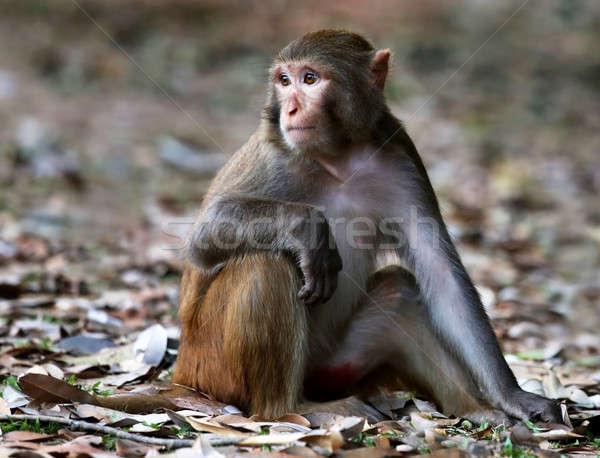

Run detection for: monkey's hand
[[294, 211, 343, 305], [509, 389, 562, 424]]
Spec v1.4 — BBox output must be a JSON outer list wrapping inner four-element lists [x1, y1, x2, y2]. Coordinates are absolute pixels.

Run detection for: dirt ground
[[0, 1, 598, 456]]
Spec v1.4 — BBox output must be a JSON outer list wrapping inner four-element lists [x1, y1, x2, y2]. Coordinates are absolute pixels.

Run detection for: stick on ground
[[0, 414, 241, 449]]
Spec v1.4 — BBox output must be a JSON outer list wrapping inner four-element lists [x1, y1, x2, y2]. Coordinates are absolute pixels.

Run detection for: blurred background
[[0, 1, 598, 351]]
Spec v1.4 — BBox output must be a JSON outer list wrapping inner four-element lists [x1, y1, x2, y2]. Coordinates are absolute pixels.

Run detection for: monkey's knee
[[174, 253, 308, 418], [367, 265, 420, 301], [364, 266, 492, 418]]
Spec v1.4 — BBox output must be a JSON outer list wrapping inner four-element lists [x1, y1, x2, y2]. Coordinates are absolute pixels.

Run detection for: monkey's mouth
[[287, 126, 316, 131]]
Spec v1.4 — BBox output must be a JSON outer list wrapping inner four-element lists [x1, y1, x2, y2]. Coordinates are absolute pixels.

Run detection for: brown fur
[[63, 31, 560, 424], [171, 29, 560, 424], [173, 253, 307, 418]]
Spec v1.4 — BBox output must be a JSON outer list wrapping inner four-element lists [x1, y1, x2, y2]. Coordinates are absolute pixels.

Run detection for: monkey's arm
[[395, 154, 560, 422], [187, 195, 342, 304]]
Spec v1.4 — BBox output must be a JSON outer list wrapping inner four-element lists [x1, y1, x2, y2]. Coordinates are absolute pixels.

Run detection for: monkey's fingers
[[298, 277, 314, 302], [305, 277, 325, 305]]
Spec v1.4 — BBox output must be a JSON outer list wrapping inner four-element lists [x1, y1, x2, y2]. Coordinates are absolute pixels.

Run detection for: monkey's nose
[[288, 107, 298, 116]]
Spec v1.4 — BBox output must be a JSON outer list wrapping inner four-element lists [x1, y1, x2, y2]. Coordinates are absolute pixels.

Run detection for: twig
[[0, 414, 241, 449]]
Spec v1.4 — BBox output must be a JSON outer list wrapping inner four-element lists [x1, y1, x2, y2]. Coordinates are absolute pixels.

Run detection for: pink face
[[272, 62, 331, 151]]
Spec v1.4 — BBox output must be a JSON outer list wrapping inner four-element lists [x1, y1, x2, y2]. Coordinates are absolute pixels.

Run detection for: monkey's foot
[[506, 390, 562, 424]]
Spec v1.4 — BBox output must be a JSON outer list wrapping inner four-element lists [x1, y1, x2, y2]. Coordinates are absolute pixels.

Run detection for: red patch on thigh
[[304, 363, 360, 401]]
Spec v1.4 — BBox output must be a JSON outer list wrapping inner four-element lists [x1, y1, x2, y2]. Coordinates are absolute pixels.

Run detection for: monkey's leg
[[173, 253, 308, 418], [321, 266, 510, 424]]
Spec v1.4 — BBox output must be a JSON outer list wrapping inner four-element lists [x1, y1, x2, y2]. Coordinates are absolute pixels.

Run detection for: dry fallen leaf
[[0, 396, 11, 414], [410, 412, 438, 433], [18, 373, 97, 405], [116, 438, 158, 457], [186, 416, 250, 437], [134, 323, 167, 366], [148, 436, 225, 458], [277, 413, 312, 428], [533, 429, 585, 441], [61, 343, 136, 367], [74, 403, 170, 426], [328, 416, 365, 441], [3, 430, 59, 442], [2, 384, 29, 409]]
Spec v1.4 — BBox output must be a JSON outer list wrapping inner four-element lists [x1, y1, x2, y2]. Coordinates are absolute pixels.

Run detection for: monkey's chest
[[307, 181, 399, 353], [318, 187, 388, 287], [323, 192, 380, 249], [306, 188, 387, 353]]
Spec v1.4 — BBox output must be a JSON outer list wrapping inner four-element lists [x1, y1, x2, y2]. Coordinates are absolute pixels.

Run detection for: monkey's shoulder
[[206, 132, 311, 200]]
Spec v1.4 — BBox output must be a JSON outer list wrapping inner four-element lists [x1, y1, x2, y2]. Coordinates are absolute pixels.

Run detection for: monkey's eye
[[280, 74, 291, 86], [304, 72, 317, 85]]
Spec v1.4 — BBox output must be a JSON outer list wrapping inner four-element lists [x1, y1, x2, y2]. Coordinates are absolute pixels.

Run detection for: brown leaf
[[0, 397, 10, 414], [427, 449, 467, 457], [213, 414, 263, 433], [0, 440, 40, 450], [169, 394, 225, 415], [95, 393, 177, 414], [301, 431, 345, 452], [410, 412, 438, 433], [269, 422, 312, 433], [164, 409, 191, 428], [302, 412, 345, 428], [3, 430, 58, 442], [18, 373, 97, 405], [281, 445, 321, 456], [336, 447, 401, 458], [473, 425, 492, 439], [329, 416, 365, 441], [277, 413, 311, 428], [186, 417, 250, 437], [74, 403, 170, 425], [373, 436, 390, 448], [533, 429, 585, 441], [239, 432, 305, 446], [116, 438, 157, 457], [38, 434, 106, 456], [213, 413, 251, 425]]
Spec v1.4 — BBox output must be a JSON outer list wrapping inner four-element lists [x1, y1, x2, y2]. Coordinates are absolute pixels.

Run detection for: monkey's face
[[272, 62, 337, 154]]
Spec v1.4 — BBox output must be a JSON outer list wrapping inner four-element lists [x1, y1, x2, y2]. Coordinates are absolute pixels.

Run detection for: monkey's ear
[[371, 49, 390, 90]]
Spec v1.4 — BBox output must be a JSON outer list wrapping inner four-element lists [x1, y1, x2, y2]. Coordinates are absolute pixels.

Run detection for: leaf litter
[[1, 2, 599, 456], [0, 214, 598, 457]]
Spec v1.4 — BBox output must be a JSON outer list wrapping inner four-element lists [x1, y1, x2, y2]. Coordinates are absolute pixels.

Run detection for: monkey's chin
[[282, 129, 318, 153]]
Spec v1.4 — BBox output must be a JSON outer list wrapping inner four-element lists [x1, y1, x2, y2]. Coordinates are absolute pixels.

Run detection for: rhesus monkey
[[173, 30, 561, 424]]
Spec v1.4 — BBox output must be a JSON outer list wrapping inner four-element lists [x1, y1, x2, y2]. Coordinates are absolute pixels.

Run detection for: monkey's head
[[264, 30, 391, 156]]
